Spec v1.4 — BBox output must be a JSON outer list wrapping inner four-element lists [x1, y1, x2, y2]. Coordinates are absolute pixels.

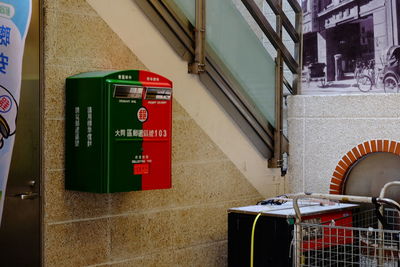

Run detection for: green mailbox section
[[66, 70, 172, 193]]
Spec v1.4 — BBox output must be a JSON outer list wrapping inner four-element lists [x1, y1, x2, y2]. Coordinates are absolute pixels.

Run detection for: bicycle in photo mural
[[355, 46, 400, 93], [354, 60, 385, 92]]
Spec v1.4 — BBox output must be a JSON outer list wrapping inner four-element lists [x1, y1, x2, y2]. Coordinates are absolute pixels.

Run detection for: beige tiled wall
[[43, 1, 262, 266], [287, 94, 400, 194]]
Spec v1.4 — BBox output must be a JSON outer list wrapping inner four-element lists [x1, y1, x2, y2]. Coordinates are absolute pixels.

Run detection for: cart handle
[[290, 193, 400, 222], [377, 181, 400, 230], [379, 181, 400, 198]]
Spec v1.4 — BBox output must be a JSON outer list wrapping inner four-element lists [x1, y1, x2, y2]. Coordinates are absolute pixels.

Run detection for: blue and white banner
[[0, 0, 32, 223]]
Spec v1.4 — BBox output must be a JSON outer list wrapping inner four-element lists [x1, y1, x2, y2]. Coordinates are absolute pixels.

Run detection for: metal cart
[[292, 183, 400, 267]]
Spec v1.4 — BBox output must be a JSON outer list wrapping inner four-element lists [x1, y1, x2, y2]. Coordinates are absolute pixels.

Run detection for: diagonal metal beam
[[241, 0, 298, 74], [265, 0, 299, 43], [283, 77, 294, 94], [144, 0, 194, 59], [286, 0, 302, 14]]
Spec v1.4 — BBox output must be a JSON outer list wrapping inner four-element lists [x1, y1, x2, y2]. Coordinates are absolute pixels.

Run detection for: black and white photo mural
[[301, 0, 400, 94]]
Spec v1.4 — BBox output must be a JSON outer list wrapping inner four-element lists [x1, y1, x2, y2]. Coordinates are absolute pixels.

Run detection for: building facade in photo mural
[[301, 0, 400, 95]]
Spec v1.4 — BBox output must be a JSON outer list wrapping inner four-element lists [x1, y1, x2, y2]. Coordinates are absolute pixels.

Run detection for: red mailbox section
[[139, 71, 172, 190]]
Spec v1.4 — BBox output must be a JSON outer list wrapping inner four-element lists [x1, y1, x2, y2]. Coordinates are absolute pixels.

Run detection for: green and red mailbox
[[65, 70, 172, 193]]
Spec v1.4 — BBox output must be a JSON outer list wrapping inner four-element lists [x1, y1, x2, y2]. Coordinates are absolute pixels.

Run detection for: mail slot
[[65, 70, 172, 193]]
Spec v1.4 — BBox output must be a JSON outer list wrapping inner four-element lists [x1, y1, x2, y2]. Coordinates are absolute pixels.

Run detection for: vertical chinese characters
[[0, 25, 10, 74], [87, 107, 92, 147], [0, 25, 10, 46]]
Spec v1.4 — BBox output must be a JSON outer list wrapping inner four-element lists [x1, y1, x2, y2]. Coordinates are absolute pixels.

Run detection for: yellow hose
[[250, 213, 262, 267]]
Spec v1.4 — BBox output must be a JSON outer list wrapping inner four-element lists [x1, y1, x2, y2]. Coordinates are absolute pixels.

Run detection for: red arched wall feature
[[329, 140, 400, 194]]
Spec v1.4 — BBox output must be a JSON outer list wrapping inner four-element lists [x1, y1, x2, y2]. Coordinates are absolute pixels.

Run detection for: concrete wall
[[42, 0, 285, 266], [287, 94, 400, 194]]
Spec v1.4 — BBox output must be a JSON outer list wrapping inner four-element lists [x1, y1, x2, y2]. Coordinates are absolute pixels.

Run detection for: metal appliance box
[[228, 202, 358, 267], [65, 70, 172, 193]]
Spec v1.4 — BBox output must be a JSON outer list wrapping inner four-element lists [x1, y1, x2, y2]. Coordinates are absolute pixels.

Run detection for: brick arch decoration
[[329, 139, 400, 195]]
